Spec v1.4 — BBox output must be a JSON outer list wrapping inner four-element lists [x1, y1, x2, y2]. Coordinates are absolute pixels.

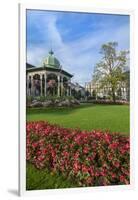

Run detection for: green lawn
[[26, 163, 78, 190], [27, 104, 130, 135]]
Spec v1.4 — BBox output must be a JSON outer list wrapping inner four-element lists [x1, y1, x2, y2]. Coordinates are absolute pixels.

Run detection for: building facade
[[85, 71, 130, 101], [26, 50, 73, 97]]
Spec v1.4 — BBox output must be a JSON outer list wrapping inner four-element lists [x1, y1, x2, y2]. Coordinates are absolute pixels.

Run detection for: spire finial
[[49, 40, 54, 55], [49, 49, 54, 55]]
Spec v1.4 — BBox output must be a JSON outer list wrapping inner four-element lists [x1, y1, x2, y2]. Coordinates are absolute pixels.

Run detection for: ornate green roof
[[43, 50, 60, 69]]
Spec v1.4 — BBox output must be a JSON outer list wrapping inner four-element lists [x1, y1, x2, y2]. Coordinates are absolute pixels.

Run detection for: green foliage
[[26, 162, 77, 190], [26, 96, 34, 102], [27, 95, 75, 103]]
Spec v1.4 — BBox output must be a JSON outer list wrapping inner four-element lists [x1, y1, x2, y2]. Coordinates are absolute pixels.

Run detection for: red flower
[[82, 165, 89, 173], [113, 160, 120, 168], [83, 146, 89, 154], [26, 121, 130, 186], [120, 175, 125, 183], [32, 142, 38, 149], [109, 142, 119, 149], [111, 173, 116, 179]]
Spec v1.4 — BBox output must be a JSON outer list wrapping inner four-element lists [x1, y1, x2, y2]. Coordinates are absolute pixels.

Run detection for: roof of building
[[70, 82, 85, 90], [26, 63, 73, 78], [26, 50, 73, 78], [42, 50, 60, 69], [26, 63, 35, 69]]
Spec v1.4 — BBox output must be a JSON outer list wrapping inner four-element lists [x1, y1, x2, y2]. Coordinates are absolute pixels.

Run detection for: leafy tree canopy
[[93, 42, 129, 102]]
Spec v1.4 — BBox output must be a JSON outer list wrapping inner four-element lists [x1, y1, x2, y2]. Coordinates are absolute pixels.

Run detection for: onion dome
[[43, 50, 60, 69]]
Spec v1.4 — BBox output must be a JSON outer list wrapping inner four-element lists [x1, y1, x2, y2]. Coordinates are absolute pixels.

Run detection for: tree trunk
[[112, 87, 116, 103]]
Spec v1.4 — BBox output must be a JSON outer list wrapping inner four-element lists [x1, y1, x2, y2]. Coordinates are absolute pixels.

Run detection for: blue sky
[[27, 10, 130, 86]]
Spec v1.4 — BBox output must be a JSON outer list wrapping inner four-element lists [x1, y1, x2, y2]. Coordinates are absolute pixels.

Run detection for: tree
[[92, 89, 97, 100], [93, 42, 129, 102], [122, 71, 130, 101]]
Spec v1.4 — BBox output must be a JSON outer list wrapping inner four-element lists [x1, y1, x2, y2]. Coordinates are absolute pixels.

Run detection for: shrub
[[26, 96, 34, 103], [26, 95, 76, 103], [26, 121, 130, 187]]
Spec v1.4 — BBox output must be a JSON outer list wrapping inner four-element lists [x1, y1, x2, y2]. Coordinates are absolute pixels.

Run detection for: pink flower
[[113, 160, 120, 168], [32, 142, 38, 148], [26, 121, 130, 186], [109, 142, 119, 149], [73, 161, 80, 173], [111, 173, 116, 179], [83, 146, 89, 154]]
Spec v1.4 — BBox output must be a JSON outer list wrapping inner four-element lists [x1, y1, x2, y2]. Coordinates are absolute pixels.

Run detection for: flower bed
[[82, 100, 129, 105], [26, 121, 130, 187], [27, 96, 80, 108]]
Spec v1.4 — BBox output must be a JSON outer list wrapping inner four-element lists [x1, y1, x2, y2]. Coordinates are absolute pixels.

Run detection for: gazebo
[[26, 50, 73, 97]]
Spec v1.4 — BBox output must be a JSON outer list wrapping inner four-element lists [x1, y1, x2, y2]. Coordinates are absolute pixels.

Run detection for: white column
[[69, 87, 71, 96], [26, 75, 29, 96], [61, 76, 63, 96], [31, 76, 34, 96], [67, 88, 69, 96], [68, 80, 71, 96], [28, 76, 31, 96], [57, 75, 60, 96], [66, 80, 69, 96], [40, 74, 43, 96], [44, 73, 47, 97]]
